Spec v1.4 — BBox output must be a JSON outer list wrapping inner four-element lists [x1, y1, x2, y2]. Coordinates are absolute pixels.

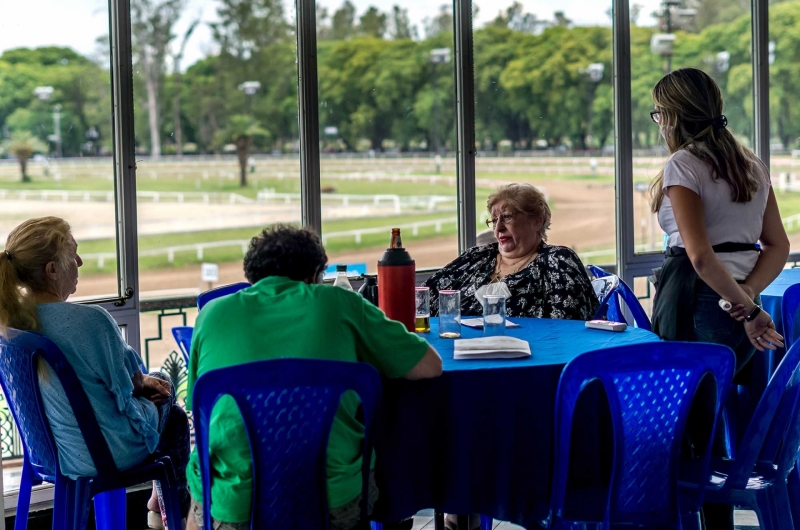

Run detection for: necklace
[[493, 249, 537, 282]]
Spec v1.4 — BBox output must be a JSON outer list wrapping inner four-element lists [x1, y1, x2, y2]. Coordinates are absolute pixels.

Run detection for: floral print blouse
[[424, 242, 598, 320]]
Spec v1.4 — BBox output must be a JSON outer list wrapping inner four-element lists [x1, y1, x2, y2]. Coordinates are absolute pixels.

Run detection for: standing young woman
[[649, 68, 790, 528]]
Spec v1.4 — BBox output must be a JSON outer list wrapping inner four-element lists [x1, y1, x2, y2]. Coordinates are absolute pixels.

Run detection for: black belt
[[666, 242, 760, 257]]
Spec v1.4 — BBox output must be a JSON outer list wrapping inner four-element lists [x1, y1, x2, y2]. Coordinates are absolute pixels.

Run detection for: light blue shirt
[[36, 303, 159, 478]]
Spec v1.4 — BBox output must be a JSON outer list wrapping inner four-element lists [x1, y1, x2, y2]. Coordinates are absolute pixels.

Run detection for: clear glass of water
[[415, 287, 431, 333], [438, 290, 461, 338], [483, 295, 506, 337]]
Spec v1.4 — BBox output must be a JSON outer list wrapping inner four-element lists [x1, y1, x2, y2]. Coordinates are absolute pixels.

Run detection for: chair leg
[[94, 488, 126, 530], [64, 479, 92, 530], [680, 511, 702, 530], [434, 510, 445, 530], [789, 458, 800, 529], [772, 480, 795, 530], [13, 459, 34, 530], [51, 480, 69, 530], [160, 482, 184, 530], [480, 515, 493, 530]]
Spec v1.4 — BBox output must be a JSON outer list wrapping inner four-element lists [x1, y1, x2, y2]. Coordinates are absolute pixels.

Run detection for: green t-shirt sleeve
[[351, 293, 430, 378], [186, 311, 206, 411]]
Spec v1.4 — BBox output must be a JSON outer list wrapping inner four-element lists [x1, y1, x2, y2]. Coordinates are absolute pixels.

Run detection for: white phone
[[585, 320, 628, 332]]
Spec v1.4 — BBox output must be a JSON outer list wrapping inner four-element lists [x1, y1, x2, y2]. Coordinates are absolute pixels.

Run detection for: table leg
[[434, 510, 445, 530]]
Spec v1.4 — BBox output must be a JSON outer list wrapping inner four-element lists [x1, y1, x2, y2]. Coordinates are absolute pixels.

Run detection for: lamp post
[[651, 0, 696, 73], [33, 86, 62, 158], [429, 48, 451, 158], [238, 81, 261, 116], [583, 63, 604, 150]]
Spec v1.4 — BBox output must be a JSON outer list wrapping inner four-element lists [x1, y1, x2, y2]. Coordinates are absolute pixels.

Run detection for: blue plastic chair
[[698, 341, 800, 530], [591, 274, 652, 331], [197, 281, 250, 311], [193, 358, 382, 529], [0, 329, 183, 530], [550, 341, 735, 529], [586, 264, 612, 279], [781, 283, 800, 349], [171, 326, 193, 366]]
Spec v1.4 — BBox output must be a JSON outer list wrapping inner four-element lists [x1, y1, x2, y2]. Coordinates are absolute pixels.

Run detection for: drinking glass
[[483, 295, 506, 337], [438, 290, 461, 338], [415, 287, 431, 333]]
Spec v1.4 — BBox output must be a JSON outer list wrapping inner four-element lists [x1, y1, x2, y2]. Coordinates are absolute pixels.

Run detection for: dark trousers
[[688, 283, 758, 530], [149, 371, 192, 518]]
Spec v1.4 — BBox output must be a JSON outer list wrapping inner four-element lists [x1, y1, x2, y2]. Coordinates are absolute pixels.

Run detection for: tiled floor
[[0, 461, 768, 528]]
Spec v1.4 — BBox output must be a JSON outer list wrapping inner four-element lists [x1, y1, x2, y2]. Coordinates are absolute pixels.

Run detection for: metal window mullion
[[296, 0, 322, 234], [752, 0, 770, 166], [453, 0, 477, 253], [613, 0, 638, 286], [108, 0, 141, 329]]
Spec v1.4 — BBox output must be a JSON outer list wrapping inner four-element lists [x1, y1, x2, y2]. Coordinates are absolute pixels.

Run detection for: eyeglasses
[[650, 110, 661, 124], [485, 212, 516, 228]]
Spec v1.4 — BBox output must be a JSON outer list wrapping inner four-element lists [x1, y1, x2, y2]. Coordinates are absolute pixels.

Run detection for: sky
[[0, 0, 664, 69]]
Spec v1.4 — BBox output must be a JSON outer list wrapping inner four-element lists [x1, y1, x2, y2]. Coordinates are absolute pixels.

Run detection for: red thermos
[[377, 228, 416, 331]]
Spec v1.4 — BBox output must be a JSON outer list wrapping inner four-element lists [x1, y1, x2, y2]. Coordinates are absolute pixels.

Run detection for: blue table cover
[[761, 268, 800, 337], [373, 317, 660, 527]]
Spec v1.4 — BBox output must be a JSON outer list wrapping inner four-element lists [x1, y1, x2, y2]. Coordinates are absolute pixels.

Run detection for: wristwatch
[[745, 304, 762, 322]]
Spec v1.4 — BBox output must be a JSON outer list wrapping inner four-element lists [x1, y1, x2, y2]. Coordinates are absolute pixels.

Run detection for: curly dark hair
[[243, 224, 327, 284]]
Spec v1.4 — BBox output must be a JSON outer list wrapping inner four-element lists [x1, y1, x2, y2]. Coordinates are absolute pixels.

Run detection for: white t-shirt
[[657, 148, 771, 280]]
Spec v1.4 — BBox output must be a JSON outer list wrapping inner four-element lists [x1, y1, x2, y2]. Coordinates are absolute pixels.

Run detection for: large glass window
[[769, 0, 800, 254], [132, 0, 301, 367], [316, 2, 459, 272], [0, 3, 120, 300], [473, 2, 615, 268], [631, 0, 753, 255]]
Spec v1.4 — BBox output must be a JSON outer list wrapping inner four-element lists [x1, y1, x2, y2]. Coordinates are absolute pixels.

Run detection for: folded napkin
[[460, 318, 521, 329], [453, 336, 531, 360]]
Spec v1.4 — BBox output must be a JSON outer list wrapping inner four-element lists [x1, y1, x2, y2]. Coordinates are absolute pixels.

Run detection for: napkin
[[453, 336, 531, 360], [460, 318, 521, 329]]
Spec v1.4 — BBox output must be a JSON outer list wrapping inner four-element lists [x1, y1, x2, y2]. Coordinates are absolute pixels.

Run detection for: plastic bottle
[[333, 264, 353, 291], [377, 229, 416, 331], [358, 276, 379, 306]]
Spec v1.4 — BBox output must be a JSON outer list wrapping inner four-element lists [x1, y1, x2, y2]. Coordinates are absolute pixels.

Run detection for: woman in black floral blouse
[[424, 183, 598, 320]]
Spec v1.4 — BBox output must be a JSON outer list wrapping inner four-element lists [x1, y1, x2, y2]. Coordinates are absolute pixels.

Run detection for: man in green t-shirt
[[185, 225, 442, 530]]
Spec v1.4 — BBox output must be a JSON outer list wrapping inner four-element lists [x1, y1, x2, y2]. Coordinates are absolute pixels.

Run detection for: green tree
[[332, 1, 357, 40], [214, 114, 269, 186], [131, 0, 187, 158], [360, 7, 388, 38], [2, 131, 47, 182], [387, 6, 414, 40]]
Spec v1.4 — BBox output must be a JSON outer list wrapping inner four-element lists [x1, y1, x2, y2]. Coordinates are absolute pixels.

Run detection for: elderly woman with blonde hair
[[425, 183, 598, 321], [0, 217, 191, 528]]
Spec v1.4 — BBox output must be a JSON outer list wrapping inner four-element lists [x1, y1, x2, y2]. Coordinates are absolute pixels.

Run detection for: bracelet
[[745, 305, 762, 322]]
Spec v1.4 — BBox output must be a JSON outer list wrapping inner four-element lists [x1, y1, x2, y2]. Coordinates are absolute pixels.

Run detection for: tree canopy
[[2, 0, 800, 158]]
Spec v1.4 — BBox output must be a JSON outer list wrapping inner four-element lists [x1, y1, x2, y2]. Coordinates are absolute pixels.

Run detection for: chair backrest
[[171, 326, 193, 366], [0, 329, 118, 481], [724, 340, 800, 490], [192, 358, 382, 529], [587, 264, 612, 279], [781, 283, 800, 349], [197, 282, 251, 311], [592, 275, 651, 331], [551, 341, 735, 527]]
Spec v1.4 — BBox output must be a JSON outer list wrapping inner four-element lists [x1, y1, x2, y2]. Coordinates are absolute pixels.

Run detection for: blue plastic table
[[372, 317, 660, 528]]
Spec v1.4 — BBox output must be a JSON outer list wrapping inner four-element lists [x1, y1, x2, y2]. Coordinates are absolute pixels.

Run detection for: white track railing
[[79, 217, 458, 267], [0, 189, 255, 204]]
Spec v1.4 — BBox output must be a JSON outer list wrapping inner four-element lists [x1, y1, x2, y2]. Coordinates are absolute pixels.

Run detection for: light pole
[[583, 63, 604, 150], [651, 0, 696, 73], [238, 81, 261, 116], [33, 86, 62, 158], [429, 48, 451, 159]]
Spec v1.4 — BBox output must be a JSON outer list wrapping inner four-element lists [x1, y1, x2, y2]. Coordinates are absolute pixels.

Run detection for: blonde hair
[[0, 217, 73, 335], [487, 183, 551, 242], [649, 68, 760, 213]]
